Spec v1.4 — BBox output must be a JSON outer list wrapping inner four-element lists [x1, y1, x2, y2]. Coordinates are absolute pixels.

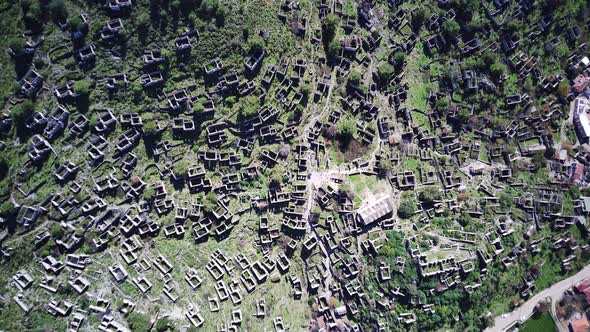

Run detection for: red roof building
[[576, 279, 590, 304], [570, 316, 590, 332], [573, 163, 585, 182], [574, 74, 590, 93], [576, 279, 590, 293]]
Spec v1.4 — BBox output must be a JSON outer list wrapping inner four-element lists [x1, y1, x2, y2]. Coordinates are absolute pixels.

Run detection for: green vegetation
[[377, 63, 395, 85], [398, 192, 417, 219], [322, 14, 340, 58], [0, 0, 589, 331], [73, 80, 92, 95], [337, 115, 356, 140], [520, 312, 556, 332], [127, 312, 152, 331]]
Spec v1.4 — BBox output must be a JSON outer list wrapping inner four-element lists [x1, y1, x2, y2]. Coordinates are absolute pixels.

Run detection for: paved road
[[487, 264, 590, 332]]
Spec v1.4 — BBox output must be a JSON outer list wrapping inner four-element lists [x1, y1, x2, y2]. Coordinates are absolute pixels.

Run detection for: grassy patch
[[520, 312, 556, 332], [400, 158, 419, 171]]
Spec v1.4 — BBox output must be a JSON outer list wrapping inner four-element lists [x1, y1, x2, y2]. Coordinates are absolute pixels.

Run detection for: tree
[[321, 14, 339, 45], [398, 192, 417, 219], [247, 35, 265, 53], [324, 124, 338, 139], [22, 0, 42, 30], [180, 0, 198, 10], [337, 115, 356, 140], [451, 0, 479, 21], [48, 0, 68, 21], [143, 187, 155, 201], [377, 63, 395, 85], [0, 201, 16, 217], [569, 186, 581, 200], [434, 97, 450, 112], [136, 12, 151, 40], [131, 82, 143, 102], [69, 16, 84, 31], [203, 191, 218, 212], [8, 37, 25, 53], [270, 164, 287, 186], [73, 80, 92, 95], [339, 183, 352, 199], [498, 191, 513, 210], [89, 114, 98, 130], [239, 95, 260, 118], [392, 51, 406, 67], [458, 214, 472, 227], [300, 82, 313, 98], [327, 38, 340, 58], [143, 114, 160, 137], [442, 20, 460, 37], [489, 62, 507, 81], [322, 14, 339, 58], [348, 71, 361, 86], [174, 159, 191, 177], [411, 7, 427, 29], [458, 108, 471, 122], [11, 100, 34, 126], [419, 187, 441, 203], [50, 223, 64, 239], [199, 0, 224, 20]]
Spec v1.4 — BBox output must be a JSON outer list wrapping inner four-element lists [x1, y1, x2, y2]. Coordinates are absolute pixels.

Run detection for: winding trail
[[486, 264, 590, 332]]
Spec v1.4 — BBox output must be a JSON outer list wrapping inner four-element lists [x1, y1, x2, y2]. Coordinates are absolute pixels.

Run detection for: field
[[520, 312, 556, 332]]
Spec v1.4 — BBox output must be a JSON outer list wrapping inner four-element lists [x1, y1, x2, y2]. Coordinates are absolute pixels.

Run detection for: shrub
[[203, 191, 218, 212], [557, 80, 570, 97], [127, 313, 151, 332], [434, 97, 450, 112], [155, 318, 173, 332], [174, 159, 191, 177], [143, 116, 160, 137], [531, 152, 546, 172]]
